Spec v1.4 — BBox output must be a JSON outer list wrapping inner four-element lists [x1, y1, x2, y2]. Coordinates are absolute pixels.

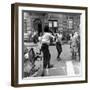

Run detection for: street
[[45, 44, 81, 76], [24, 42, 81, 77]]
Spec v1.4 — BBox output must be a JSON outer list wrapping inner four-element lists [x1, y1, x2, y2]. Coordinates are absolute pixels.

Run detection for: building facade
[[23, 11, 80, 38]]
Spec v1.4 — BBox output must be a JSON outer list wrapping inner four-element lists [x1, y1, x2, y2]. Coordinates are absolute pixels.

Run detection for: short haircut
[[44, 25, 49, 32]]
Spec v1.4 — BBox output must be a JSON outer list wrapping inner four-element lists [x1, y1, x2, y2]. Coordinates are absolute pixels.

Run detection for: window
[[24, 19, 27, 33], [49, 21, 52, 27], [48, 20, 58, 33], [68, 19, 73, 29], [53, 21, 58, 27], [49, 20, 58, 28]]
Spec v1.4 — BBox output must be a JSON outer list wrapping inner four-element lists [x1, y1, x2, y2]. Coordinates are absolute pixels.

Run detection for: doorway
[[33, 19, 42, 36]]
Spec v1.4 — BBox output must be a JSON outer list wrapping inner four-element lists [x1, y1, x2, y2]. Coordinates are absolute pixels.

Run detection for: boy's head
[[44, 25, 49, 32]]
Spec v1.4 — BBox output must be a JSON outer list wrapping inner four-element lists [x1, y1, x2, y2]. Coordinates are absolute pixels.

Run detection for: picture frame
[[11, 3, 88, 87]]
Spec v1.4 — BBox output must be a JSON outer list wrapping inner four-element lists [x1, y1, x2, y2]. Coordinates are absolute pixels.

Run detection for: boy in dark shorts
[[55, 33, 62, 60]]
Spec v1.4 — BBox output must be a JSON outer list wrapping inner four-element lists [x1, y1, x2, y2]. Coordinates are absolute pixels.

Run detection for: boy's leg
[[56, 42, 62, 59], [48, 52, 53, 68], [41, 55, 47, 76], [56, 42, 59, 58]]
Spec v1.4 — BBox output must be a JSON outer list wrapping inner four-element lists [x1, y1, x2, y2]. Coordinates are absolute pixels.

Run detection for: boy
[[55, 32, 62, 60]]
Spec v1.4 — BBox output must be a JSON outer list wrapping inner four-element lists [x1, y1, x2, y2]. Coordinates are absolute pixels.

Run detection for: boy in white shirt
[[40, 25, 55, 76]]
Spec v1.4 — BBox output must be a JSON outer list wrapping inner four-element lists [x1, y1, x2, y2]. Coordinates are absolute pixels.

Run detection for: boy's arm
[[49, 33, 55, 40]]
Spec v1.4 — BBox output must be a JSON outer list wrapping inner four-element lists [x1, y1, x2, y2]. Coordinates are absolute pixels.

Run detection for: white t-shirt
[[56, 33, 62, 42], [41, 33, 55, 44]]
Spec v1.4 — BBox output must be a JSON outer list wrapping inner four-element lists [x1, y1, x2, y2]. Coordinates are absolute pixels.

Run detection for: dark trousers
[[56, 42, 62, 58], [41, 43, 51, 69]]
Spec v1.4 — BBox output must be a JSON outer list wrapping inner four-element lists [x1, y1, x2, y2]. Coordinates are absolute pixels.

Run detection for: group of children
[[70, 32, 80, 60], [24, 25, 80, 77], [24, 25, 63, 77]]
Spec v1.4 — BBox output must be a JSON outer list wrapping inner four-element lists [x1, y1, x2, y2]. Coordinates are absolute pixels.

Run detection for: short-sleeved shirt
[[41, 32, 55, 45], [56, 33, 62, 42]]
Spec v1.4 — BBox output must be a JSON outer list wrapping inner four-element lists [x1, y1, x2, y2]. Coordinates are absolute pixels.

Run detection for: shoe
[[41, 73, 45, 76], [57, 57, 61, 61], [48, 65, 53, 68]]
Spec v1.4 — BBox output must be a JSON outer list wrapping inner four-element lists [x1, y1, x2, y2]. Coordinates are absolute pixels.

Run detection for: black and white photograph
[[11, 3, 87, 86], [23, 11, 81, 78]]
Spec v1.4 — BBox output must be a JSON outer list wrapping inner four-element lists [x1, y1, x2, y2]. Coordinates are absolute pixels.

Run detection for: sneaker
[[57, 57, 61, 61], [48, 65, 53, 68]]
